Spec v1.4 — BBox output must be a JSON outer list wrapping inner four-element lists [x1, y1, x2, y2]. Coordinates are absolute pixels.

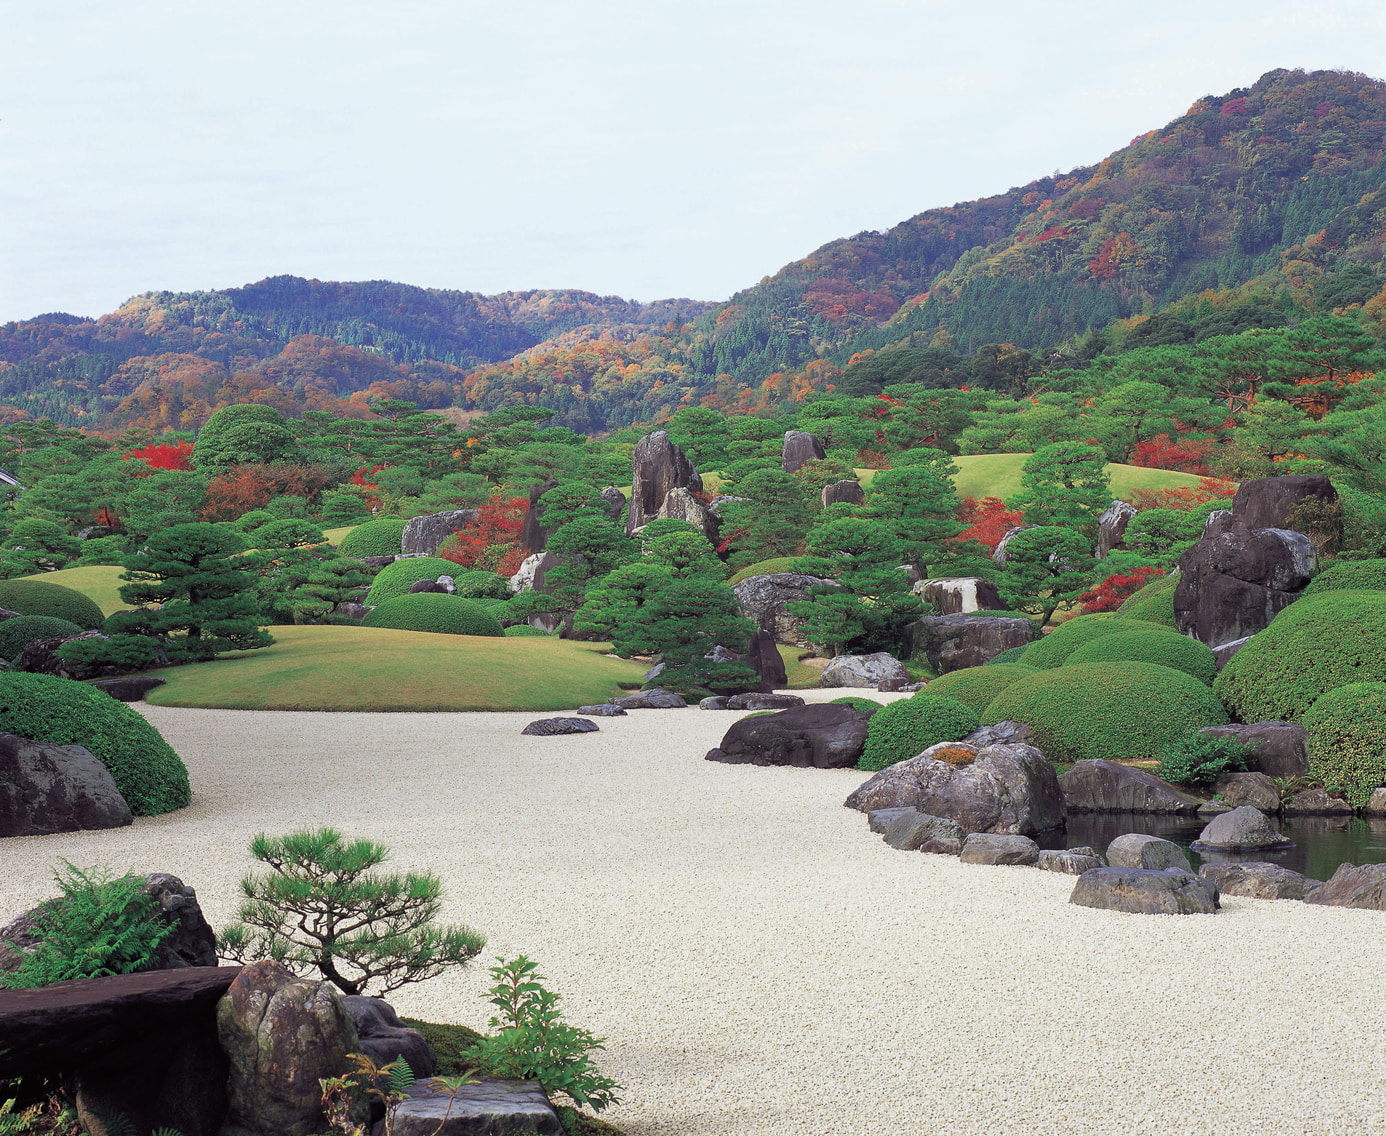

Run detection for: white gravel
[[4, 693, 1386, 1135]]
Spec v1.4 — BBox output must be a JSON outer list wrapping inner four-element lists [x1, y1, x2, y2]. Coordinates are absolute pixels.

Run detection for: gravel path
[[4, 695, 1385, 1135]]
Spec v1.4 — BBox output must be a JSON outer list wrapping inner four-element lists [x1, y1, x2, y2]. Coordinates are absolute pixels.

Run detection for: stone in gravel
[[388, 1077, 562, 1136], [1191, 805, 1293, 852], [1070, 868, 1220, 915], [706, 704, 872, 768], [610, 688, 687, 710], [820, 652, 910, 689], [725, 692, 804, 711], [1199, 721, 1310, 779], [1303, 863, 1386, 910], [1282, 789, 1352, 816], [341, 995, 435, 1079], [520, 718, 599, 736], [1215, 771, 1280, 813], [699, 696, 731, 711], [577, 704, 627, 717], [883, 812, 965, 852], [1198, 862, 1311, 901], [959, 833, 1039, 866], [1059, 760, 1203, 814], [1038, 850, 1103, 875], [85, 675, 166, 702], [1106, 834, 1191, 872], [0, 733, 132, 838], [867, 807, 919, 834]]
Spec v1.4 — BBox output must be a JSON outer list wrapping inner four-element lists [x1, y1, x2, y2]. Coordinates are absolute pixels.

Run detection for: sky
[[2, 1, 1385, 323]]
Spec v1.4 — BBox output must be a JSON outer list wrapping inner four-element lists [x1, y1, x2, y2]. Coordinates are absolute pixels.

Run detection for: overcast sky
[[2, 1, 1384, 322]]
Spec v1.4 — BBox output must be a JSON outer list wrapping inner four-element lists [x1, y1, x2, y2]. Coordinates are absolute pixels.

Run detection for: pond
[[1038, 813, 1386, 881]]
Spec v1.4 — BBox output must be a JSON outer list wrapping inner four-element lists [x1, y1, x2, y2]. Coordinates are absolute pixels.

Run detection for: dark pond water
[[1036, 813, 1386, 881]]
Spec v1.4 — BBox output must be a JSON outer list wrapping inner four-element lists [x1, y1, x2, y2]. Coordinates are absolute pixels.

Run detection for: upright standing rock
[[627, 431, 702, 535], [518, 480, 559, 556], [400, 510, 479, 557], [654, 485, 719, 541], [822, 480, 866, 508], [1096, 500, 1137, 559], [782, 431, 826, 474]]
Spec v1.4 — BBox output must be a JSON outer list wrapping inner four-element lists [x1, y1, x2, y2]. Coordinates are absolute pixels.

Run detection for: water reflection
[[1039, 813, 1386, 881]]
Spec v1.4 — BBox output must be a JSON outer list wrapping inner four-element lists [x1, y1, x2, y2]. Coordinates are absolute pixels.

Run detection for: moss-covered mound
[[1115, 571, 1179, 626], [0, 615, 82, 661], [0, 672, 190, 815], [728, 557, 796, 586], [917, 664, 1036, 714], [1214, 591, 1386, 723], [365, 557, 458, 605], [985, 645, 1031, 667], [337, 518, 407, 558], [858, 694, 979, 772], [1065, 627, 1216, 686], [0, 579, 106, 630], [1016, 614, 1134, 669], [1303, 682, 1386, 809], [982, 661, 1229, 764], [361, 593, 505, 637], [829, 695, 882, 712], [1302, 559, 1386, 598]]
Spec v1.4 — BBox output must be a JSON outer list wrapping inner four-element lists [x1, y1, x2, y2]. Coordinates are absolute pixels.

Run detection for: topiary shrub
[[916, 664, 1036, 714], [0, 615, 81, 661], [1114, 571, 1179, 627], [452, 570, 512, 600], [1302, 558, 1386, 598], [0, 579, 106, 630], [361, 594, 504, 637], [365, 557, 458, 605], [1065, 627, 1217, 686], [1158, 733, 1250, 790], [1016, 614, 1133, 669], [985, 645, 1030, 667], [981, 661, 1229, 764], [1303, 682, 1386, 808], [857, 694, 979, 772], [829, 695, 882, 712], [503, 624, 550, 637], [0, 672, 191, 815], [1215, 591, 1386, 723], [337, 518, 407, 559]]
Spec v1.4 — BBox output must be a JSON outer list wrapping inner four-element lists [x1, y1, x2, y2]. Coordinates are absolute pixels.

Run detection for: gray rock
[[577, 704, 627, 717], [627, 430, 702, 535], [1192, 805, 1293, 852], [387, 1077, 562, 1136], [1233, 473, 1340, 531], [781, 430, 826, 473], [1364, 788, 1386, 816], [642, 661, 666, 683], [1197, 800, 1233, 817], [733, 573, 839, 648], [912, 577, 1007, 615], [652, 485, 718, 542], [1212, 636, 1253, 670], [85, 675, 166, 702], [867, 807, 920, 834], [698, 696, 731, 711], [1304, 862, 1386, 910], [726, 692, 805, 711], [1096, 500, 1137, 559], [401, 510, 478, 557], [610, 688, 687, 710], [883, 811, 965, 852], [517, 480, 559, 556], [1199, 722, 1310, 780], [964, 721, 1033, 747], [599, 486, 627, 521], [1059, 760, 1203, 814], [435, 575, 456, 594], [508, 551, 562, 595], [745, 627, 789, 692], [706, 703, 872, 769], [335, 601, 372, 621], [959, 833, 1039, 866], [1038, 850, 1104, 875], [1070, 868, 1220, 915], [821, 480, 866, 508], [905, 614, 1037, 674], [991, 525, 1038, 566], [1198, 862, 1311, 900], [0, 732, 133, 838], [142, 873, 218, 969], [1105, 833, 1191, 872], [407, 578, 448, 594], [1215, 771, 1281, 813], [519, 718, 600, 736], [341, 996, 435, 1079], [1283, 789, 1353, 816], [820, 652, 909, 688]]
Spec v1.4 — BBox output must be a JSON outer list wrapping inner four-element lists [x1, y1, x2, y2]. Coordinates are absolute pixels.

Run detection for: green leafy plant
[[0, 615, 81, 663], [857, 694, 979, 772], [218, 827, 486, 996], [1158, 733, 1250, 790], [337, 518, 408, 558], [1303, 681, 1386, 808]]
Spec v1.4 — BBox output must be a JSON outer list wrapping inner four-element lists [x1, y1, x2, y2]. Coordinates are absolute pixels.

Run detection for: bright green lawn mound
[[362, 593, 505, 637], [1302, 558, 1386, 598], [948, 454, 1204, 503], [917, 664, 1036, 714], [728, 558, 796, 585], [0, 577, 108, 628], [144, 625, 646, 711], [0, 615, 82, 661], [1065, 627, 1216, 686]]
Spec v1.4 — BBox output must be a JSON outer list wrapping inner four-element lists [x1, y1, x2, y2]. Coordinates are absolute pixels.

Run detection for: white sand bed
[[4, 698, 1385, 1135]]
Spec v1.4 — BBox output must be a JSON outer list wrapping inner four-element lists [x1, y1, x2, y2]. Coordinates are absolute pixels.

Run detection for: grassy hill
[[847, 458, 1203, 501], [17, 565, 127, 616]]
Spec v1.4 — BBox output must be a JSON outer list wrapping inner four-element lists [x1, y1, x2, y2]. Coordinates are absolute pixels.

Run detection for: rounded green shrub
[[1115, 571, 1179, 627], [1065, 627, 1216, 686], [469, 598, 511, 617], [1017, 614, 1135, 669], [365, 557, 457, 605], [1302, 559, 1386, 598], [981, 661, 1229, 764], [0, 579, 106, 630], [917, 664, 1036, 714], [0, 615, 82, 661], [337, 518, 407, 558], [1215, 591, 1386, 723], [985, 645, 1030, 667], [503, 624, 549, 637], [0, 672, 191, 815], [453, 571, 512, 600], [1303, 682, 1386, 809], [361, 593, 504, 637], [857, 695, 979, 772], [829, 695, 882, 712]]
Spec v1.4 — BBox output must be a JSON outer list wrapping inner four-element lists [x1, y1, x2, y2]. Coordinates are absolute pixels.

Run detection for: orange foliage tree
[[953, 497, 1024, 552], [437, 495, 527, 575]]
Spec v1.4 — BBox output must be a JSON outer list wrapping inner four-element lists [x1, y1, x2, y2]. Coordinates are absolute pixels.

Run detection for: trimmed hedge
[[0, 615, 82, 661], [981, 661, 1229, 764], [829, 695, 882, 712], [453, 571, 512, 600], [1065, 627, 1216, 686], [1303, 682, 1386, 809], [0, 579, 106, 630], [1016, 614, 1131, 669], [857, 694, 979, 772], [1115, 571, 1180, 627], [365, 557, 458, 605], [0, 672, 191, 815], [917, 664, 1036, 714], [361, 593, 504, 637], [337, 518, 407, 558], [1302, 559, 1386, 598], [503, 624, 550, 637], [1214, 591, 1386, 723], [985, 645, 1030, 667]]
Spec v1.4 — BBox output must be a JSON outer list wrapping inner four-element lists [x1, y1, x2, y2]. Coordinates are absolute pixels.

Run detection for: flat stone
[[1038, 850, 1104, 875], [1191, 805, 1293, 852], [1283, 789, 1353, 816], [1215, 772, 1280, 813], [609, 688, 687, 710], [698, 696, 731, 711], [883, 812, 965, 852], [1059, 760, 1203, 814], [1106, 833, 1191, 872], [959, 833, 1039, 866], [519, 718, 599, 736], [388, 1077, 562, 1136], [1198, 862, 1311, 900], [725, 693, 805, 711], [576, 704, 627, 717], [707, 704, 872, 769], [1304, 863, 1386, 910], [867, 807, 919, 834], [1070, 868, 1220, 915]]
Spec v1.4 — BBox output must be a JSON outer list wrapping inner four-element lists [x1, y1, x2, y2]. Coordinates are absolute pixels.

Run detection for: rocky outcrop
[[1198, 862, 1311, 900], [781, 430, 826, 473], [905, 614, 1036, 674], [1304, 862, 1386, 910], [1070, 868, 1220, 915], [1191, 806, 1293, 853], [733, 573, 838, 647], [822, 480, 866, 508], [705, 703, 873, 768], [1282, 789, 1352, 816], [341, 996, 436, 1078], [1105, 834, 1190, 872], [520, 718, 600, 736], [627, 431, 702, 535], [401, 509, 479, 557], [143, 873, 219, 969], [653, 485, 718, 541], [599, 486, 627, 521], [1058, 761, 1203, 814], [1096, 500, 1137, 559], [1199, 722, 1310, 780], [959, 833, 1040, 866], [609, 688, 687, 710], [820, 652, 910, 689], [518, 481, 559, 556], [508, 551, 561, 595], [0, 733, 132, 838], [913, 577, 1007, 614], [1214, 772, 1280, 813]]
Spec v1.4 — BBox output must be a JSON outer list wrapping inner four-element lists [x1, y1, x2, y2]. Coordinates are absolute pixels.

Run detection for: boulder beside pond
[[1198, 862, 1311, 901], [1070, 868, 1220, 915], [1058, 760, 1203, 815], [1199, 721, 1310, 780], [1191, 805, 1293, 853], [959, 833, 1039, 866], [1303, 863, 1386, 910], [1105, 834, 1191, 872]]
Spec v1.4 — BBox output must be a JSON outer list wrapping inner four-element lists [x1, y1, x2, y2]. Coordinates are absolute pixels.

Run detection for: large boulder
[[1105, 834, 1190, 872], [507, 551, 561, 595], [959, 832, 1040, 866], [705, 703, 873, 768], [733, 573, 838, 647], [822, 480, 866, 508], [991, 525, 1037, 566], [599, 486, 627, 521], [1059, 760, 1203, 814], [401, 509, 479, 557], [745, 627, 788, 691], [1304, 862, 1386, 910], [520, 717, 599, 736], [1096, 500, 1137, 559], [0, 732, 132, 838], [1191, 805, 1293, 853], [820, 652, 909, 689], [654, 485, 718, 541], [627, 431, 702, 535], [905, 614, 1036, 674], [1198, 722, 1310, 780], [1233, 474, 1339, 531], [781, 430, 826, 473], [1070, 868, 1220, 915], [844, 738, 1064, 836], [217, 959, 360, 1136], [1198, 862, 1311, 900], [340, 996, 436, 1079], [1214, 771, 1281, 813], [1282, 789, 1352, 816], [1038, 849, 1104, 876], [912, 577, 1007, 615], [517, 480, 558, 556]]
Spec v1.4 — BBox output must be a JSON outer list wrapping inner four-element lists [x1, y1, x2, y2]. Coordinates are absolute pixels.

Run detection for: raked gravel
[[3, 691, 1385, 1135]]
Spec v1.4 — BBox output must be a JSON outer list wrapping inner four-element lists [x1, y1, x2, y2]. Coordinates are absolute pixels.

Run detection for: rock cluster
[[627, 431, 702, 535]]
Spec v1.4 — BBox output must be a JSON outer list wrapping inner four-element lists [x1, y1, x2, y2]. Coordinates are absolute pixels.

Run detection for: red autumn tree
[[953, 497, 1024, 553], [125, 440, 194, 472], [1128, 433, 1213, 475], [1077, 566, 1165, 613], [437, 494, 528, 575], [1127, 479, 1237, 512]]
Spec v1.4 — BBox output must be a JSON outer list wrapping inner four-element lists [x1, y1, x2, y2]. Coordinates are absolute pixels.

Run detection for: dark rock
[[725, 692, 804, 711], [878, 678, 926, 693], [1038, 850, 1103, 875], [520, 718, 600, 736], [820, 652, 909, 688], [914, 577, 1007, 615], [1304, 862, 1386, 910], [1105, 833, 1191, 871], [1198, 861, 1311, 900], [357, 555, 398, 569], [781, 430, 826, 473], [959, 833, 1039, 866], [883, 811, 965, 852], [218, 959, 360, 1136], [1070, 868, 1220, 915], [599, 486, 627, 521], [822, 480, 866, 508], [408, 578, 448, 594], [401, 509, 479, 557], [1233, 474, 1339, 531], [868, 807, 922, 834], [1199, 722, 1310, 780], [733, 573, 839, 647], [610, 688, 687, 710], [335, 601, 373, 620], [85, 675, 166, 702], [627, 431, 702, 535], [386, 1077, 562, 1136], [0, 733, 132, 838], [577, 704, 627, 717], [1212, 635, 1252, 670], [745, 627, 788, 692], [518, 481, 559, 556], [699, 696, 730, 710], [0, 608, 22, 621], [905, 614, 1037, 674], [991, 525, 1037, 566], [1191, 805, 1293, 852], [963, 721, 1033, 747], [706, 703, 872, 768], [143, 873, 219, 969], [1096, 500, 1137, 558], [1283, 789, 1353, 816], [1059, 760, 1203, 814], [1214, 771, 1280, 813], [341, 996, 436, 1079]]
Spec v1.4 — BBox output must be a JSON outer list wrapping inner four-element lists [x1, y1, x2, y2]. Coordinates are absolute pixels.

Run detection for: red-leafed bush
[[1078, 566, 1165, 613], [954, 497, 1024, 553], [125, 441, 194, 471], [438, 495, 527, 575], [1129, 433, 1213, 475], [350, 465, 388, 510], [1126, 479, 1236, 513], [201, 463, 332, 522]]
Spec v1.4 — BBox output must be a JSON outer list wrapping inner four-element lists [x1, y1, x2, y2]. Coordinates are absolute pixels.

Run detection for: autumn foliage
[[125, 440, 194, 471], [1126, 478, 1237, 512], [201, 463, 332, 522], [1078, 566, 1165, 613], [437, 495, 527, 575], [1128, 433, 1213, 475], [954, 496, 1024, 552]]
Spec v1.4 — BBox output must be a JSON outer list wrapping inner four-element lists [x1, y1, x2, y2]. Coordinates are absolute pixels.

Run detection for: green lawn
[[17, 565, 127, 616], [323, 523, 361, 545], [946, 454, 1203, 503], [143, 625, 647, 712]]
